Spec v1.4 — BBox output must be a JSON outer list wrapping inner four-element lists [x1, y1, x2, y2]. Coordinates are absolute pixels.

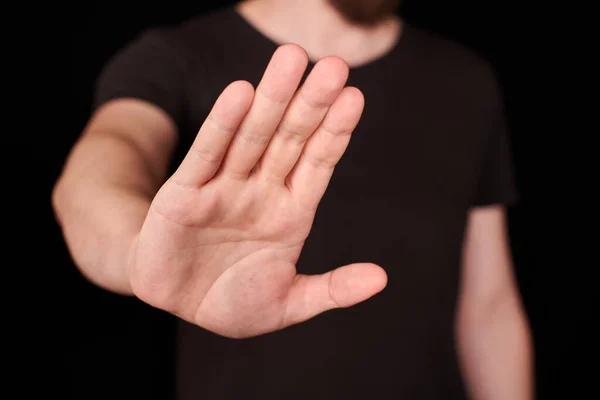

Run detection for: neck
[[236, 0, 402, 67]]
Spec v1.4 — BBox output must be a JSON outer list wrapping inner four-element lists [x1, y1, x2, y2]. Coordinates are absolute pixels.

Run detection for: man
[[55, 0, 533, 398]]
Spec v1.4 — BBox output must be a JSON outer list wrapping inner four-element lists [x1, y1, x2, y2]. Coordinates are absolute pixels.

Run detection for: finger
[[283, 263, 387, 327], [219, 44, 309, 180], [172, 80, 255, 187], [258, 56, 349, 182], [287, 86, 365, 208]]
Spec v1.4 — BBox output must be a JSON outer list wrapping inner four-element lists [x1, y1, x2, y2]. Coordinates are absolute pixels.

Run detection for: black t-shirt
[[93, 7, 518, 400]]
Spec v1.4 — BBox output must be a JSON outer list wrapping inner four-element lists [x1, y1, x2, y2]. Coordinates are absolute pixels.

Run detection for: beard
[[329, 0, 401, 26]]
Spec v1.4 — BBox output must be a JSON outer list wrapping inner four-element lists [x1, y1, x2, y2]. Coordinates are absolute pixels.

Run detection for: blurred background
[[51, 1, 591, 398]]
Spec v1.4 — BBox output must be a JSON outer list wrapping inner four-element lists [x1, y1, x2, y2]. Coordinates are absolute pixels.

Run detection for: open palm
[[130, 44, 387, 338]]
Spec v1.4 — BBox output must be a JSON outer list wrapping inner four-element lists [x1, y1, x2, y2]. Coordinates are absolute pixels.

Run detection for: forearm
[[457, 292, 534, 400], [52, 131, 164, 295]]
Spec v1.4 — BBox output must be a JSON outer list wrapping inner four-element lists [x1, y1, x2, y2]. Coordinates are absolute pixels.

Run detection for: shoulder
[[402, 24, 501, 102], [134, 7, 239, 59]]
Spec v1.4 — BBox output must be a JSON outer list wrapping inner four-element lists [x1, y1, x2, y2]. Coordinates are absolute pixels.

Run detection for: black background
[[50, 1, 591, 398]]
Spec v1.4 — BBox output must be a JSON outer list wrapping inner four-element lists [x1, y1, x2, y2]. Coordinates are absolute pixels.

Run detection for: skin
[[53, 0, 533, 398]]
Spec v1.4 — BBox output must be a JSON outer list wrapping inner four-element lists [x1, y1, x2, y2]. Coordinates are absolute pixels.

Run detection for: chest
[[181, 62, 484, 276]]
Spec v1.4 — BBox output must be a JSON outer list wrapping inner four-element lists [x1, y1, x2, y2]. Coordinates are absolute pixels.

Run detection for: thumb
[[282, 263, 388, 328]]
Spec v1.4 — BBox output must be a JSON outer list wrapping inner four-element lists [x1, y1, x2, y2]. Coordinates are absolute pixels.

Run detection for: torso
[[156, 7, 503, 399]]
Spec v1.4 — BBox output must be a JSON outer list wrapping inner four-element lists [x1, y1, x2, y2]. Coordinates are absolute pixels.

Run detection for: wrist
[[123, 231, 141, 296]]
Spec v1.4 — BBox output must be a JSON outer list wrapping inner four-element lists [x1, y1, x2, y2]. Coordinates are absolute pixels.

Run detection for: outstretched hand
[[130, 44, 387, 338]]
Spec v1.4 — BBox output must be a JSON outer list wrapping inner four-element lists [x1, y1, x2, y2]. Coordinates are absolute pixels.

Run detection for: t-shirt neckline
[[228, 6, 410, 72]]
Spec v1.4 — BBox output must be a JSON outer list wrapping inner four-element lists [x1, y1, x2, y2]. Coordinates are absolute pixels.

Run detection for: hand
[[130, 44, 387, 338]]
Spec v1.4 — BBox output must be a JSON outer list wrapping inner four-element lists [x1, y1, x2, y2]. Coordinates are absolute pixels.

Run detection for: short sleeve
[[92, 29, 187, 126], [471, 73, 519, 207]]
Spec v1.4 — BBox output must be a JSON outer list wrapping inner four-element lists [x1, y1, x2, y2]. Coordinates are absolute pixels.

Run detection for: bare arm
[[54, 45, 385, 339], [456, 206, 534, 399], [52, 99, 177, 295]]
